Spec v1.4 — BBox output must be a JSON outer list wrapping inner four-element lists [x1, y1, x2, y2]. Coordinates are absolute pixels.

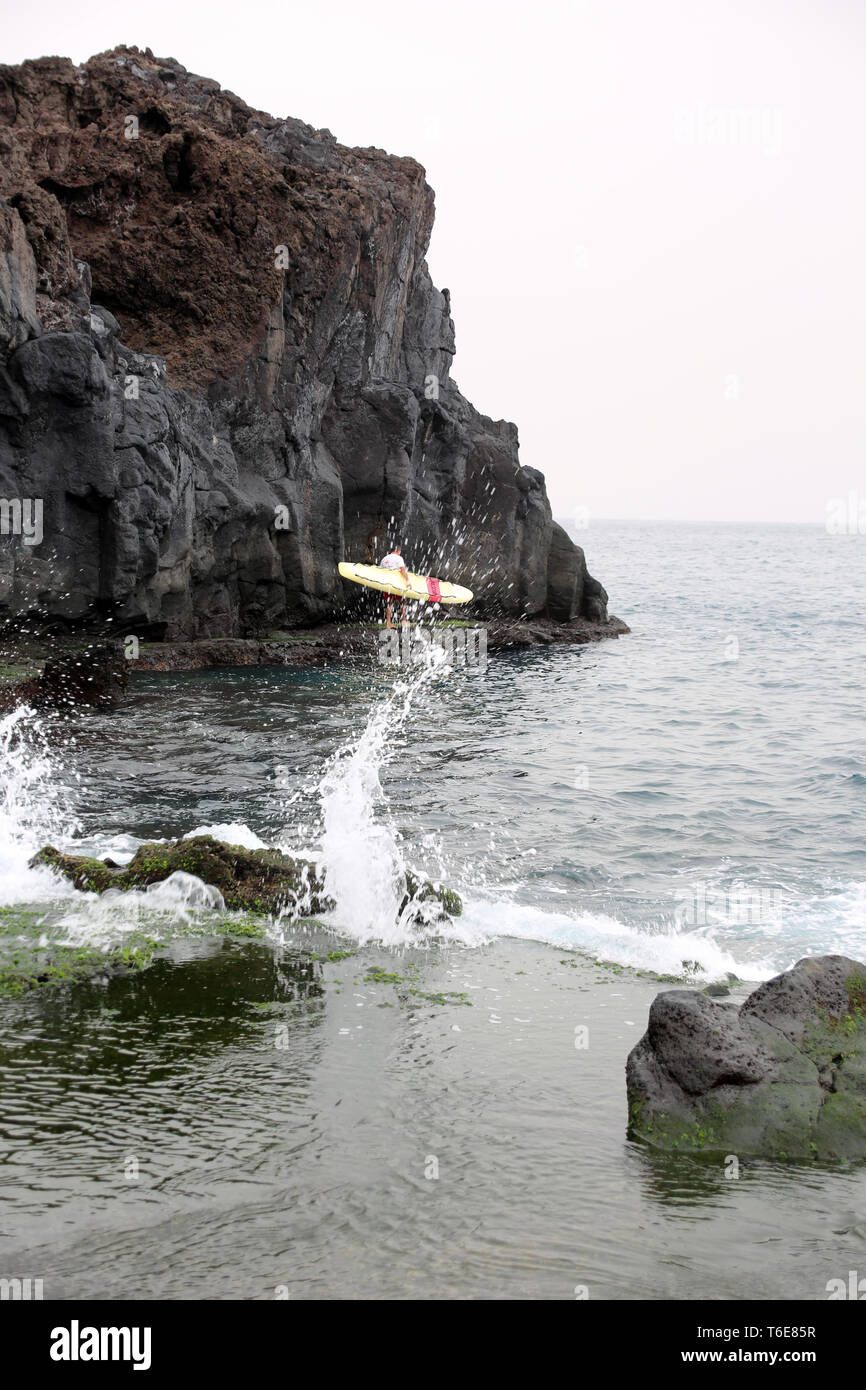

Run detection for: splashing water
[[311, 646, 773, 973], [50, 872, 227, 951], [0, 707, 237, 953], [317, 646, 452, 943], [0, 650, 805, 980], [0, 706, 80, 903]]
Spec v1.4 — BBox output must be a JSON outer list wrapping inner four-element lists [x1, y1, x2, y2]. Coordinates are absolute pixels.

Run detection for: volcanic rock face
[[627, 956, 866, 1160], [0, 46, 608, 638]]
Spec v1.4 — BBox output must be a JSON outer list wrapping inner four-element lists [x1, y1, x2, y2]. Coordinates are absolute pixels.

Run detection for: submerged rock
[[0, 902, 160, 997], [31, 834, 462, 923], [626, 955, 866, 1160]]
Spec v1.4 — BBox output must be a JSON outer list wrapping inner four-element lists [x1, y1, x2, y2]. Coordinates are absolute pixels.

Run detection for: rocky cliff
[[0, 46, 609, 639]]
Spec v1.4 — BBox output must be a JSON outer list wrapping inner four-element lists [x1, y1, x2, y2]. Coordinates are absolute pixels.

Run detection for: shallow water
[[3, 937, 866, 1300], [1, 520, 864, 1298]]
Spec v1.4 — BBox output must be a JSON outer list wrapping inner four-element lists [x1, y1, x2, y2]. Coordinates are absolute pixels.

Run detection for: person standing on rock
[[380, 546, 410, 629]]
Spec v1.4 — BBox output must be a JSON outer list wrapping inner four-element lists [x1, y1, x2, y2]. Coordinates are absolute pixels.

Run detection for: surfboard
[[338, 562, 473, 605]]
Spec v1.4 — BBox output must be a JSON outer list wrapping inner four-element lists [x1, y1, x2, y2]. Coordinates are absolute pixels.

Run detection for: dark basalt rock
[[34, 641, 128, 707], [0, 46, 613, 640], [32, 836, 332, 916], [402, 871, 462, 921], [626, 955, 866, 1160], [31, 833, 463, 923], [0, 639, 128, 711]]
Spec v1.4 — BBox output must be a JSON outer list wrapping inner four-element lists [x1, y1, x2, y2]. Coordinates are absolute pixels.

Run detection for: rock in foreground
[[32, 836, 329, 916], [627, 955, 866, 1160], [31, 834, 462, 923]]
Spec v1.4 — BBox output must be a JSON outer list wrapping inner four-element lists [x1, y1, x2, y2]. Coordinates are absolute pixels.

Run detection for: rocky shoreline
[[32, 833, 461, 921], [0, 613, 629, 708], [131, 614, 630, 671]]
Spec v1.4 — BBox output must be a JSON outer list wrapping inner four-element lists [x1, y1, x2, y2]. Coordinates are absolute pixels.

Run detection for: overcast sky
[[5, 0, 865, 523]]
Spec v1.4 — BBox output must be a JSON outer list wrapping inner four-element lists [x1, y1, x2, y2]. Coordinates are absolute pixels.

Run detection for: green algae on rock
[[402, 871, 462, 920], [626, 955, 866, 1161], [30, 835, 333, 916], [29, 835, 463, 923]]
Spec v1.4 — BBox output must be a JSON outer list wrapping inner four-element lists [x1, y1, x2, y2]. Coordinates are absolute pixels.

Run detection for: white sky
[[4, 0, 865, 523]]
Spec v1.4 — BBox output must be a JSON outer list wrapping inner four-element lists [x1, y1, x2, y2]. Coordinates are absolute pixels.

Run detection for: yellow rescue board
[[338, 562, 473, 605]]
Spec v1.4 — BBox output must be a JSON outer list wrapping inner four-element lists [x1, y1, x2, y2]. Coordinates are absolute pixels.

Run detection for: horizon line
[[557, 517, 836, 528]]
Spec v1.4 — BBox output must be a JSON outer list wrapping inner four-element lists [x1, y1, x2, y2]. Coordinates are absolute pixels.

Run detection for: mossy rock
[[30, 836, 463, 922], [402, 871, 463, 920], [814, 1091, 866, 1160], [30, 835, 332, 916], [626, 955, 866, 1162]]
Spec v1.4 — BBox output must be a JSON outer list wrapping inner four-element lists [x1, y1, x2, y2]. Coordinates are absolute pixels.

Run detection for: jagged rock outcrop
[[627, 956, 866, 1160], [0, 46, 610, 638]]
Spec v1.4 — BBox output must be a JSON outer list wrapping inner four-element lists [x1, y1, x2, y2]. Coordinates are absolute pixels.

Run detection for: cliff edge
[[0, 46, 611, 639]]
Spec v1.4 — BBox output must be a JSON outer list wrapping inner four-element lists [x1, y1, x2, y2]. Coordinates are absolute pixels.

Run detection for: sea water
[[1, 520, 864, 1299], [2, 521, 862, 979]]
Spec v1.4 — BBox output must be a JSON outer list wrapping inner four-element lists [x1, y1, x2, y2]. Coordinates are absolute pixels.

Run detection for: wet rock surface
[[626, 955, 866, 1160], [128, 615, 630, 671], [31, 833, 463, 923], [32, 835, 332, 916]]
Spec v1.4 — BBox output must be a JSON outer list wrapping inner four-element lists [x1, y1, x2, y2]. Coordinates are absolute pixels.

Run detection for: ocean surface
[[4, 519, 864, 979], [1, 519, 865, 1299]]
